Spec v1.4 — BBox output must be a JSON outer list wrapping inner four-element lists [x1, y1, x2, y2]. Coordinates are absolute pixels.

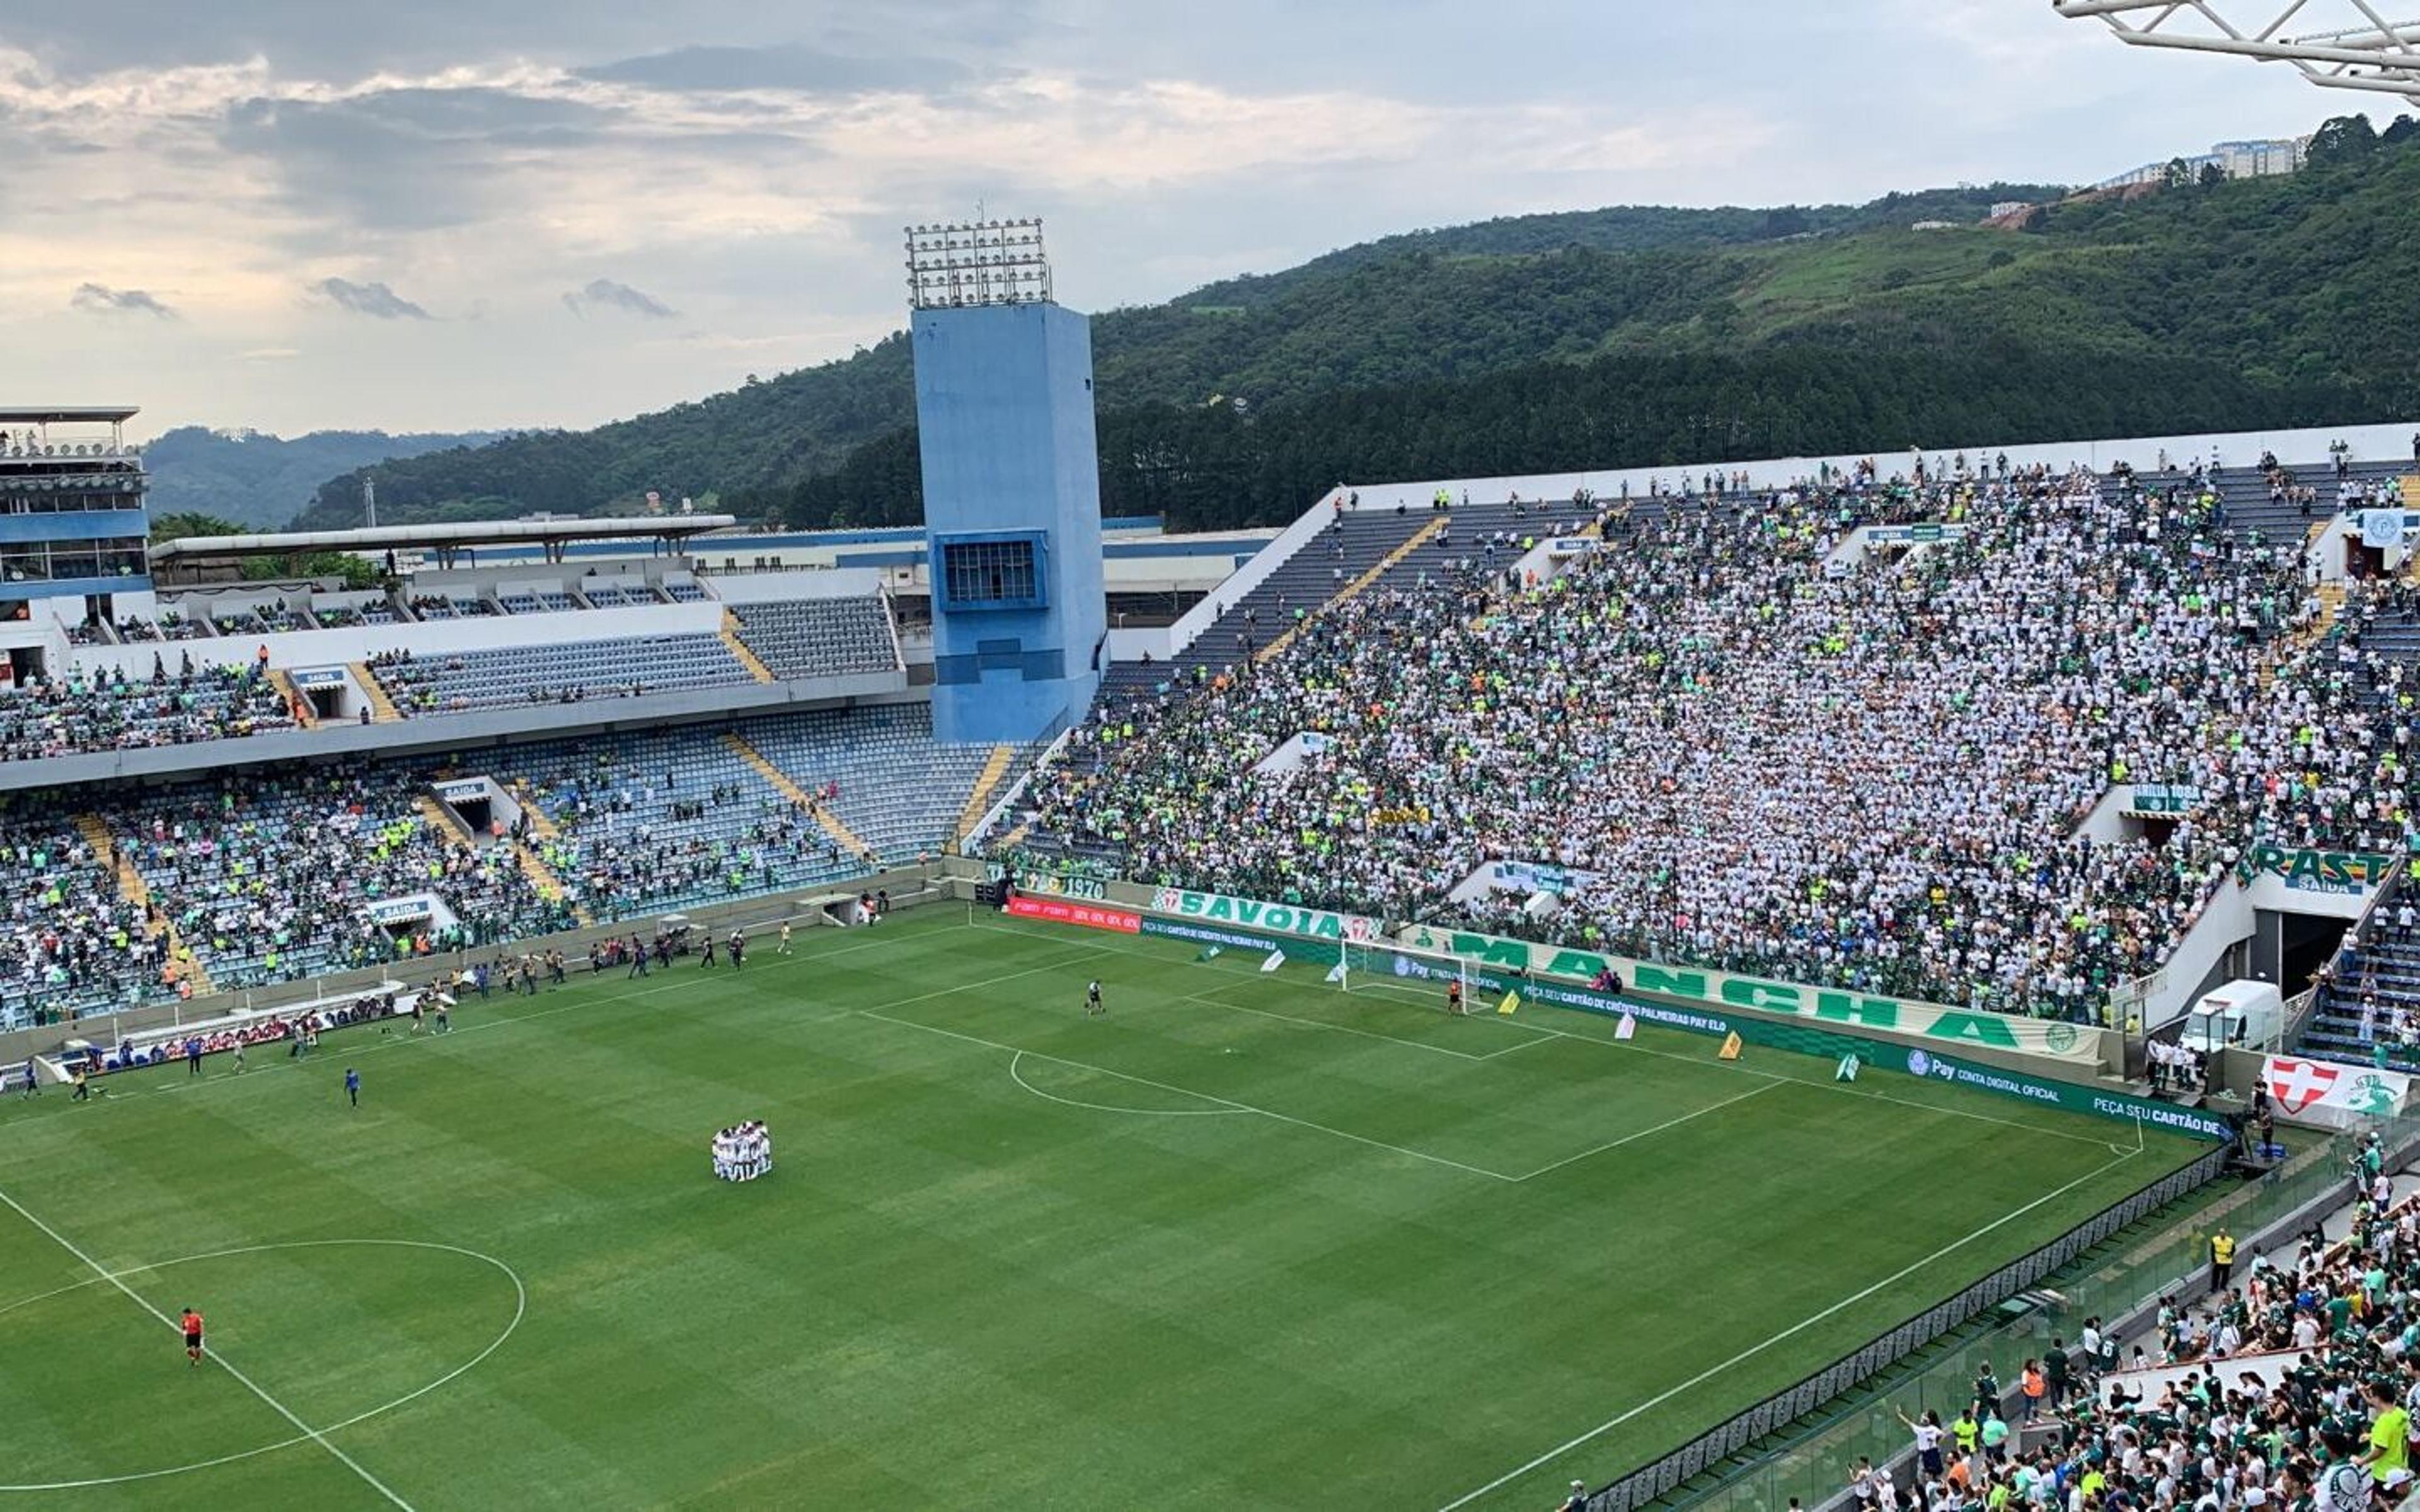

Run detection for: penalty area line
[[0, 1185, 415, 1509], [1432, 1145, 2143, 1511]]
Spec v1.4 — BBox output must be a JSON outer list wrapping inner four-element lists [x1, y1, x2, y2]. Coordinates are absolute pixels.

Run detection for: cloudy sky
[[0, 1, 2383, 439]]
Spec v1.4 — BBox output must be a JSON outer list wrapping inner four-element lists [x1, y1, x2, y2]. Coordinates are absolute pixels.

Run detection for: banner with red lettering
[[1006, 895, 1141, 934]]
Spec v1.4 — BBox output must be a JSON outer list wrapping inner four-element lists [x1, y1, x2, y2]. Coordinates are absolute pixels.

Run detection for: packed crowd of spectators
[[115, 764, 574, 990], [1845, 1142, 2420, 1511], [0, 813, 165, 1027], [0, 658, 298, 762], [1022, 461, 2356, 1017]]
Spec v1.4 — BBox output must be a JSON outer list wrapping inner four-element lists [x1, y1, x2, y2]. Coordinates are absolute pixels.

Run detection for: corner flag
[[1614, 1013, 1637, 1041], [1835, 1053, 1860, 1082], [1717, 1031, 1743, 1062], [1496, 990, 1521, 1016], [1260, 949, 1286, 973]]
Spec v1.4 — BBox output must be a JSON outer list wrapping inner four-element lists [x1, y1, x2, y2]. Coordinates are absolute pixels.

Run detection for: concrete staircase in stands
[[722, 731, 877, 864]]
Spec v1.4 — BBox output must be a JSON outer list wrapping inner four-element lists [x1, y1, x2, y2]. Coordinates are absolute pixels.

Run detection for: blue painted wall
[[912, 302, 1105, 745]]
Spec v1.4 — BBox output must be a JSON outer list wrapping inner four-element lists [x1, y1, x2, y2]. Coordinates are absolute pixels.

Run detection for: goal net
[[1334, 939, 1477, 1012]]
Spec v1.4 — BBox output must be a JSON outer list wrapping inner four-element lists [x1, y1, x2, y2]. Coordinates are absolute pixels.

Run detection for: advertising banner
[[1396, 923, 2101, 1063], [2260, 1055, 2408, 1123], [1006, 895, 1139, 934], [1017, 870, 1108, 902], [2125, 784, 2201, 816], [1148, 886, 1384, 946], [1901, 1048, 2234, 1142]]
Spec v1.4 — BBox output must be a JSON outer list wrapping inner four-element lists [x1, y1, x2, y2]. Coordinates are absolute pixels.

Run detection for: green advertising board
[[1398, 924, 2097, 1063], [2126, 784, 2201, 816], [1901, 1047, 2233, 1141]]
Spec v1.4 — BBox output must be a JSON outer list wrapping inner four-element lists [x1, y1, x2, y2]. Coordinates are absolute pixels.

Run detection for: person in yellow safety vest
[[2210, 1228, 2236, 1295]]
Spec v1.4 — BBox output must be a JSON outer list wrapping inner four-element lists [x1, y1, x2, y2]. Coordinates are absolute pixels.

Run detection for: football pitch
[[0, 905, 2203, 1510]]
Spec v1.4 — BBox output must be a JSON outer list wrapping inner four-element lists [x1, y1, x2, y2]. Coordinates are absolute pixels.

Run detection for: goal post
[[1335, 939, 1477, 1012]]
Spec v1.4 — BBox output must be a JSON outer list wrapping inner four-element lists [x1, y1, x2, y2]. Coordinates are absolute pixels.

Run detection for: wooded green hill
[[303, 116, 2420, 534]]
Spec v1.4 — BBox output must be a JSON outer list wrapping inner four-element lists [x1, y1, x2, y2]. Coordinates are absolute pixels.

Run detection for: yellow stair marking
[[723, 731, 877, 862], [497, 783, 589, 922], [952, 744, 1018, 845], [2261, 582, 2344, 690], [510, 781, 564, 840], [77, 813, 213, 997], [1257, 517, 1446, 666], [268, 668, 315, 728], [721, 611, 777, 684], [415, 793, 476, 850], [2402, 474, 2419, 510], [352, 663, 401, 721]]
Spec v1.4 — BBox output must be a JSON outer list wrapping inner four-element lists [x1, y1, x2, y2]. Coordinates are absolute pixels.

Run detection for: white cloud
[[0, 14, 2383, 437]]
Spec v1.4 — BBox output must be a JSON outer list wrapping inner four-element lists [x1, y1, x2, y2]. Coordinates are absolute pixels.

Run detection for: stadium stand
[[1086, 505, 1434, 729], [494, 724, 864, 918], [0, 812, 161, 1029], [1015, 461, 2337, 1017], [726, 594, 901, 679], [107, 763, 575, 994], [0, 661, 298, 760], [734, 703, 1001, 862], [365, 632, 758, 715]]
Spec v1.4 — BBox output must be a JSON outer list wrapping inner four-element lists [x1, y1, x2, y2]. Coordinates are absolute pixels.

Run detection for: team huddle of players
[[712, 1121, 773, 1182]]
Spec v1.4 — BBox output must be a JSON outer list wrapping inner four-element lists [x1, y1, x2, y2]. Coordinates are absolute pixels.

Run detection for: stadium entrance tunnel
[[0, 1239, 523, 1491]]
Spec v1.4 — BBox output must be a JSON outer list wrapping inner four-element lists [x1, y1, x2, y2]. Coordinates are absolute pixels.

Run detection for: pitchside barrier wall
[[0, 864, 964, 1071], [1005, 878, 2228, 1143], [1061, 877, 2161, 1099]]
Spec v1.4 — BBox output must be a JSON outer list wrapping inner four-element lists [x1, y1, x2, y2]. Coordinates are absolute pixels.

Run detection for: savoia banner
[[1150, 886, 1383, 944], [1398, 924, 2100, 1063]]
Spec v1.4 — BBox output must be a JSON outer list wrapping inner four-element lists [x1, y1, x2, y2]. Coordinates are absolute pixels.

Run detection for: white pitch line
[[1510, 1081, 1783, 1182], [0, 1184, 415, 1510], [856, 1009, 1523, 1182], [1006, 1050, 1248, 1118], [1432, 1145, 2143, 1512]]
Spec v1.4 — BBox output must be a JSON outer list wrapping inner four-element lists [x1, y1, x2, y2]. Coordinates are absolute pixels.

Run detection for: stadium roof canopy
[[148, 515, 740, 572], [0, 406, 141, 424]]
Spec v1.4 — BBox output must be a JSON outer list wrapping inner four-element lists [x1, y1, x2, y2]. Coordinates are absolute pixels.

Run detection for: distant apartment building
[[2097, 136, 2310, 190]]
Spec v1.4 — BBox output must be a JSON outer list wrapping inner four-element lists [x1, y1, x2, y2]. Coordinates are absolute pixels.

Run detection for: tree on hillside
[[2308, 114, 2380, 166]]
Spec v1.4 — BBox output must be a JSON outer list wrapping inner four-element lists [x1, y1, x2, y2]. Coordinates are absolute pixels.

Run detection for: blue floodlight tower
[[906, 219, 1105, 746]]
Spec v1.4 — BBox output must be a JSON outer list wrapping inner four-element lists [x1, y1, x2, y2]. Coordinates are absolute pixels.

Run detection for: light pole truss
[[2053, 0, 2420, 106]]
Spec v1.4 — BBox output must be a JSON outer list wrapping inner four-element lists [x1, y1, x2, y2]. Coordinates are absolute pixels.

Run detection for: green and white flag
[[1323, 962, 1346, 984], [1196, 945, 1223, 963], [1836, 1053, 1861, 1083], [1260, 949, 1286, 973]]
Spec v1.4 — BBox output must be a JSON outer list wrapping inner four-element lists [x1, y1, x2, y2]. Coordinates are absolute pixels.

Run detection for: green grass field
[[0, 905, 2202, 1510]]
